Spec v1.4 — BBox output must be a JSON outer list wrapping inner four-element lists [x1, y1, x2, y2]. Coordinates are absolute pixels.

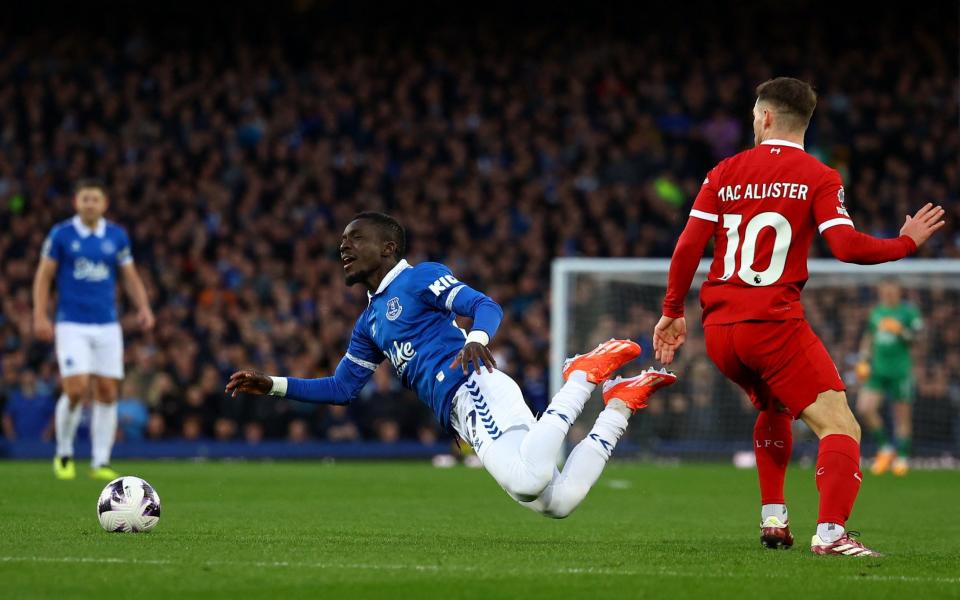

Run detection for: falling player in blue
[[33, 179, 155, 480], [227, 213, 677, 517]]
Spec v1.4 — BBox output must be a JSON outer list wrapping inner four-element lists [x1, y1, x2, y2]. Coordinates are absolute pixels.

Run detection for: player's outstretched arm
[[823, 203, 945, 264], [32, 257, 57, 342], [226, 350, 378, 404]]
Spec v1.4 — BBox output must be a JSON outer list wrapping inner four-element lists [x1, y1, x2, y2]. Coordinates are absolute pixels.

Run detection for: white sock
[[91, 402, 118, 467], [524, 405, 630, 518], [761, 504, 789, 524], [55, 394, 83, 458], [817, 522, 845, 543], [577, 404, 629, 462], [539, 371, 593, 430], [518, 371, 594, 470]]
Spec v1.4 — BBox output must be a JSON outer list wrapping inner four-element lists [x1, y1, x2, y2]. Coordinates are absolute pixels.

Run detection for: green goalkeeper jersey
[[867, 302, 922, 378]]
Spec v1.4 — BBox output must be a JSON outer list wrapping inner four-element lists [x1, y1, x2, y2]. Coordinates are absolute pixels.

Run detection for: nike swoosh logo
[[854, 473, 862, 482], [816, 467, 825, 476]]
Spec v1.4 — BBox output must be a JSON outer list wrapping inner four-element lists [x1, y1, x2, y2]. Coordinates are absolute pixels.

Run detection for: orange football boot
[[602, 368, 678, 411], [562, 339, 641, 384], [892, 457, 909, 476], [871, 448, 895, 476]]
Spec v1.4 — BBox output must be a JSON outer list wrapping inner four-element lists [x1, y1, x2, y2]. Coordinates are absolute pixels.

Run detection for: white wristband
[[466, 330, 490, 346], [269, 376, 288, 397]]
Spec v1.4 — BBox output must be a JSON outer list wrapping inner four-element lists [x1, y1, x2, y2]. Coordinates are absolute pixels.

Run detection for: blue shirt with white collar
[[42, 216, 133, 324], [284, 260, 504, 429]]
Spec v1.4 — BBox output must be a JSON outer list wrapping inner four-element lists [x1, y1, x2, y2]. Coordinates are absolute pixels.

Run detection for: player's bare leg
[[856, 388, 894, 475], [891, 402, 912, 476], [90, 376, 120, 480], [480, 340, 640, 503], [755, 404, 794, 549], [519, 369, 676, 518], [53, 374, 89, 480], [801, 390, 880, 556]]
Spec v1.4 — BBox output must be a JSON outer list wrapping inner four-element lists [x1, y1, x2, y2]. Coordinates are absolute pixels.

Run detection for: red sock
[[815, 434, 862, 526], [754, 409, 792, 505]]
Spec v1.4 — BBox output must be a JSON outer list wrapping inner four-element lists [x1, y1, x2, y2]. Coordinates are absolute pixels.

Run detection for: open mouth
[[342, 255, 356, 270]]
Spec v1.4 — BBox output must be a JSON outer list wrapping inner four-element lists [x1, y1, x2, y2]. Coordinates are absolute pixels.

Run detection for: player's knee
[[803, 391, 861, 441], [847, 416, 862, 442], [822, 406, 861, 441], [504, 463, 553, 500], [541, 484, 589, 519], [93, 379, 118, 403], [505, 477, 548, 501], [63, 386, 86, 406]]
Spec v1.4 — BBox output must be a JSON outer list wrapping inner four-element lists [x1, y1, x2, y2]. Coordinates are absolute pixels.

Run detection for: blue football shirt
[[286, 259, 503, 429], [42, 216, 133, 324]]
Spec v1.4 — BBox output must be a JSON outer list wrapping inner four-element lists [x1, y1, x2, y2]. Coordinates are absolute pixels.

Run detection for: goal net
[[551, 258, 960, 461]]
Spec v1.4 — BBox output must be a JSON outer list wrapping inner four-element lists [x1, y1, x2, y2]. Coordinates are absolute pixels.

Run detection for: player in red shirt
[[655, 78, 944, 557]]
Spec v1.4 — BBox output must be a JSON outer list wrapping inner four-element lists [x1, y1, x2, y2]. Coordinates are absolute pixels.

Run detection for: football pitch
[[1, 460, 958, 599]]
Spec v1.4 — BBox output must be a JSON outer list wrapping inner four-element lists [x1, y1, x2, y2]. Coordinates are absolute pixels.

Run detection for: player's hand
[[855, 361, 871, 382], [877, 317, 903, 335], [137, 307, 156, 331], [653, 315, 687, 365], [34, 314, 54, 342], [450, 342, 497, 375], [900, 203, 946, 247], [225, 370, 272, 397]]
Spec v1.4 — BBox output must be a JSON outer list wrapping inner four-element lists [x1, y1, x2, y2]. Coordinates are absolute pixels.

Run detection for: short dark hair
[[74, 178, 106, 195], [756, 77, 817, 129], [353, 212, 406, 258]]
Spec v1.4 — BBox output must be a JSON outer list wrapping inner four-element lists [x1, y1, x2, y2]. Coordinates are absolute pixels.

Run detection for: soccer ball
[[97, 476, 161, 533]]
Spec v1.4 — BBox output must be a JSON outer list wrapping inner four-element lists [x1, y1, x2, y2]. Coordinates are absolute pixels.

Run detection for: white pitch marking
[[1, 556, 957, 584]]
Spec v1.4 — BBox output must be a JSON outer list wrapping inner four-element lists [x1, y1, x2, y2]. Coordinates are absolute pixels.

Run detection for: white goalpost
[[551, 258, 960, 457]]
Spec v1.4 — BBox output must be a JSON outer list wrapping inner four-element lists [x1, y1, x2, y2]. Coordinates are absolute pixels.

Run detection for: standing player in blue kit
[[33, 180, 155, 480]]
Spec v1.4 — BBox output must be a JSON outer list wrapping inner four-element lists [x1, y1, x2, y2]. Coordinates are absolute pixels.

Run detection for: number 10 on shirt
[[719, 212, 792, 287]]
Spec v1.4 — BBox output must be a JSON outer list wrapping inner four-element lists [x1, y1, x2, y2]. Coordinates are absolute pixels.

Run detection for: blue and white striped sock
[[539, 370, 594, 432]]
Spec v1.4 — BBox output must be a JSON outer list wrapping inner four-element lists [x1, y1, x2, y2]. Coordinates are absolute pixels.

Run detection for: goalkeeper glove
[[878, 317, 904, 335]]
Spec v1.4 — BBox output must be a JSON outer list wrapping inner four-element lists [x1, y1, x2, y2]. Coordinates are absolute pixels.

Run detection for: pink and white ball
[[97, 476, 161, 533]]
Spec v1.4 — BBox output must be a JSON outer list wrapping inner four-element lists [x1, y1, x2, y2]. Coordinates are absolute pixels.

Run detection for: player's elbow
[[481, 296, 503, 319], [824, 237, 865, 264], [33, 266, 53, 287], [331, 379, 361, 405], [828, 246, 858, 264], [672, 238, 707, 267]]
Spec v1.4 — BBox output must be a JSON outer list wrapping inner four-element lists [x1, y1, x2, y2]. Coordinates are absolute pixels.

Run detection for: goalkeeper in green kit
[[855, 278, 922, 476]]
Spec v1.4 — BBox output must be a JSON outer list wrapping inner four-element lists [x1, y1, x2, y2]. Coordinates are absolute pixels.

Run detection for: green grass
[[1, 460, 958, 599]]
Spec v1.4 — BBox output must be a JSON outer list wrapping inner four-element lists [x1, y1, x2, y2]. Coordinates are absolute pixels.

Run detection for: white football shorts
[[450, 369, 536, 460], [55, 322, 124, 379]]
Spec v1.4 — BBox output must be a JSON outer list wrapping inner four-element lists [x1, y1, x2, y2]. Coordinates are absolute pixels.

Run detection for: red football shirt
[[687, 139, 853, 325]]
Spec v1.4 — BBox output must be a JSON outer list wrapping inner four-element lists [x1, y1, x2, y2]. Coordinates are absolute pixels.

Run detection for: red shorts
[[704, 319, 845, 418]]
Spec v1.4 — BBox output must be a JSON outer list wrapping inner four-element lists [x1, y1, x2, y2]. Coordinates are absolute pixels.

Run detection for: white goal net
[[551, 258, 960, 459]]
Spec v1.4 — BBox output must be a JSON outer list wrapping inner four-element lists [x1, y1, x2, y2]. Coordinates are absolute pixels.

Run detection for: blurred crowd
[[0, 6, 957, 448]]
